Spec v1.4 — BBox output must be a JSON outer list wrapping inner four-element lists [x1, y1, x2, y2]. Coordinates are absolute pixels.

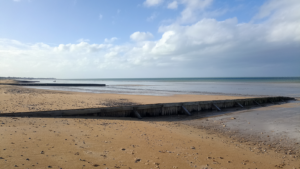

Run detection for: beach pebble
[[134, 158, 141, 163]]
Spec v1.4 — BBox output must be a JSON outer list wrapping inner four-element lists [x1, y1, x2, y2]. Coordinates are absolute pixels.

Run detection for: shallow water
[[25, 77, 300, 97]]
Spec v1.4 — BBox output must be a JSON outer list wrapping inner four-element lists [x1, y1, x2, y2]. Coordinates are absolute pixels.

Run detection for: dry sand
[[0, 83, 299, 169], [0, 85, 247, 114]]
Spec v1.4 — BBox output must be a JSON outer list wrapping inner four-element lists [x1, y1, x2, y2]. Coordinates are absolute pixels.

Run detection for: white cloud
[[253, 0, 300, 42], [179, 0, 213, 23], [104, 37, 118, 43], [144, 0, 164, 7], [167, 1, 178, 9], [253, 0, 299, 21], [130, 32, 154, 41]]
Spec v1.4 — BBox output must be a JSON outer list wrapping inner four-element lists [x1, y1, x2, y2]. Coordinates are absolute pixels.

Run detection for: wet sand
[[179, 101, 300, 157], [0, 83, 300, 169]]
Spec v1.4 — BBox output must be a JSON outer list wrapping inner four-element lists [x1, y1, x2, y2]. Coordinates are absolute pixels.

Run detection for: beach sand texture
[[0, 82, 299, 169]]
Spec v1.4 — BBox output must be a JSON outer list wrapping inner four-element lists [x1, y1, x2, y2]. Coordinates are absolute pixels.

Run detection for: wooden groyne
[[0, 97, 294, 118], [1, 83, 106, 86]]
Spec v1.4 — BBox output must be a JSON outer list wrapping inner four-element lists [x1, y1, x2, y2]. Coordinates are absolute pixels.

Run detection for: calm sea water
[[27, 77, 300, 97]]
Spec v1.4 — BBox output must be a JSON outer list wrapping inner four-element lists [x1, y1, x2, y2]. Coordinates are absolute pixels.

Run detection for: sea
[[24, 77, 300, 97]]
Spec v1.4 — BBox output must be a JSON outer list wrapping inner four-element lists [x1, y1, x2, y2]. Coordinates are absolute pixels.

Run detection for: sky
[[0, 0, 299, 78]]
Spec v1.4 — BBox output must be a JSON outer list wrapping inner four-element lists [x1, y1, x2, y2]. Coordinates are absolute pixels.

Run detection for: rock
[[134, 158, 141, 163], [191, 146, 195, 149], [41, 151, 45, 154], [231, 117, 236, 120], [26, 158, 29, 161]]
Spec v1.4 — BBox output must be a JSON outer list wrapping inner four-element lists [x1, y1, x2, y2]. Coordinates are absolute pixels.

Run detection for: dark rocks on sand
[[135, 158, 141, 163]]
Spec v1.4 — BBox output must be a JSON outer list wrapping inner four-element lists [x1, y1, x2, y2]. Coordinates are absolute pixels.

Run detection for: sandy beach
[[0, 84, 248, 114], [0, 82, 299, 169]]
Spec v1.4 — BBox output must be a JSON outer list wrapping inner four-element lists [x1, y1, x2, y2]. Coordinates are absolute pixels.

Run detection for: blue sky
[[0, 0, 299, 78], [0, 0, 265, 44]]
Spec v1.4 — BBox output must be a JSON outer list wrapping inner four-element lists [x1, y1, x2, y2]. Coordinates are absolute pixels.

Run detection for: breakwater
[[0, 96, 294, 118]]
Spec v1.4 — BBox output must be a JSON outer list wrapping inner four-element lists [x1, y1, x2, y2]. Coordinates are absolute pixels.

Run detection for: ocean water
[[27, 77, 300, 97]]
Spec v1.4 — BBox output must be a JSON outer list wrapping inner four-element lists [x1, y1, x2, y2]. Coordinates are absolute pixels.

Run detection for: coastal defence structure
[[0, 96, 294, 118]]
